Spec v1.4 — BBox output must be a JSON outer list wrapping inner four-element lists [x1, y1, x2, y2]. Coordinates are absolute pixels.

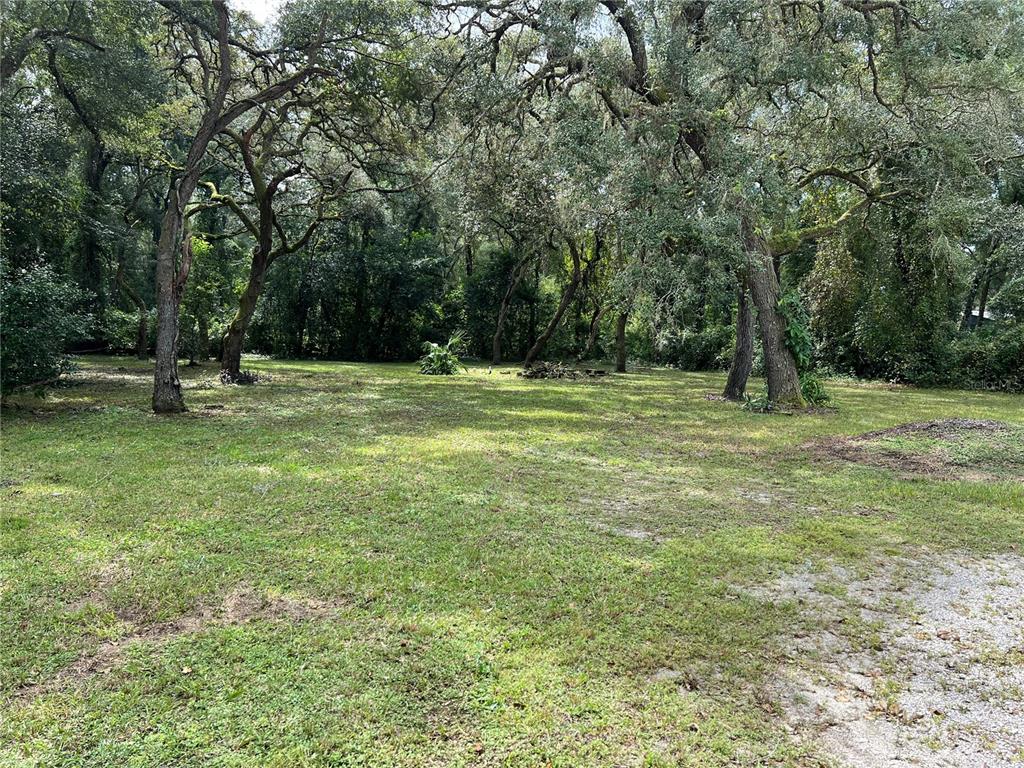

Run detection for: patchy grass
[[1, 357, 1021, 767]]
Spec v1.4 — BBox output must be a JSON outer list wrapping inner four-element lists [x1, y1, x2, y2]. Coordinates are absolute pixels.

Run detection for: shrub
[[419, 331, 466, 375], [778, 290, 813, 371], [947, 326, 1024, 392], [1, 261, 92, 396], [799, 371, 832, 406], [660, 324, 734, 370], [103, 307, 154, 354], [742, 387, 776, 413]]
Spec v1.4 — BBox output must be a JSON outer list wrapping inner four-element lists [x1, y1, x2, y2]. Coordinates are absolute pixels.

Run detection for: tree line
[[2, 0, 1022, 411]]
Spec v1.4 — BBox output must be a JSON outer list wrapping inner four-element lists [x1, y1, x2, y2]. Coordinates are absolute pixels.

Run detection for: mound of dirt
[[811, 419, 1023, 480]]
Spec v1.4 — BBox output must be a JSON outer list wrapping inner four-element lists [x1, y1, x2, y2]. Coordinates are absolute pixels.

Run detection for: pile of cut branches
[[220, 369, 268, 385], [518, 362, 607, 380]]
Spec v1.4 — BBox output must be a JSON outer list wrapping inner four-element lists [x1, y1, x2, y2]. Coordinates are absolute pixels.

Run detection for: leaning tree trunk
[[742, 218, 803, 406], [492, 256, 529, 365], [723, 277, 754, 400], [578, 304, 605, 361], [615, 311, 628, 373], [221, 252, 269, 377], [524, 243, 584, 365]]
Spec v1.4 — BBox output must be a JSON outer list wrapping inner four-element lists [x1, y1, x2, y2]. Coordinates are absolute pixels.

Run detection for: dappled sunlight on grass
[[1, 356, 1021, 766]]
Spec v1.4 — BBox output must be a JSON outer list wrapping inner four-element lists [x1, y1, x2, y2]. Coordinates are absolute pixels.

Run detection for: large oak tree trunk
[[152, 0, 314, 411], [152, 3, 233, 413], [723, 277, 753, 400], [615, 311, 627, 373], [742, 218, 803, 406]]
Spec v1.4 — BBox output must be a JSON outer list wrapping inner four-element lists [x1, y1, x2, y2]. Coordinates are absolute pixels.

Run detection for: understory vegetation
[[1, 358, 1021, 766], [1, 0, 1022, 411]]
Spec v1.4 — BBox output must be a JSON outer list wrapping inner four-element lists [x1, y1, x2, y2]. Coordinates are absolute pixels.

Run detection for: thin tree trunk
[[197, 315, 210, 362], [295, 302, 308, 357], [221, 253, 268, 377], [960, 269, 983, 331], [527, 260, 539, 353], [579, 304, 606, 360], [615, 311, 627, 373], [115, 247, 149, 360], [742, 217, 803, 406], [975, 273, 992, 330], [723, 277, 753, 400], [524, 241, 586, 365], [135, 311, 148, 360], [492, 255, 529, 365], [81, 141, 110, 324]]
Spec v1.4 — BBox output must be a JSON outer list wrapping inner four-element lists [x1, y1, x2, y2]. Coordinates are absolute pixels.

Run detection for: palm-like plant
[[419, 331, 467, 375]]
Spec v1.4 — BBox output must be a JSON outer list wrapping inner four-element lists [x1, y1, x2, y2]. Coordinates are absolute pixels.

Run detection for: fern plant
[[419, 332, 466, 375]]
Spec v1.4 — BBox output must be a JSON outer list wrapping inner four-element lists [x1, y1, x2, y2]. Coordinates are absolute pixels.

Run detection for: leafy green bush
[[799, 371, 832, 406], [947, 325, 1024, 392], [778, 290, 813, 371], [102, 308, 154, 354], [419, 332, 466, 375], [660, 324, 734, 370], [779, 290, 833, 406], [1, 261, 92, 396], [742, 387, 776, 413]]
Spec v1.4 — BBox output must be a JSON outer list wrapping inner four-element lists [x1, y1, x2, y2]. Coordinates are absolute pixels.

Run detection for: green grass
[[1, 356, 1022, 767]]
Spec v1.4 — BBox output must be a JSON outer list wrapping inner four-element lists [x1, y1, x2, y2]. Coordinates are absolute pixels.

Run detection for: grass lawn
[[1, 356, 1021, 767]]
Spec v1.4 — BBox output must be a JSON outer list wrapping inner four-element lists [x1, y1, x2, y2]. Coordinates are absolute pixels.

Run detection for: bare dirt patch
[[811, 419, 1023, 480], [757, 553, 1024, 768], [15, 583, 345, 702]]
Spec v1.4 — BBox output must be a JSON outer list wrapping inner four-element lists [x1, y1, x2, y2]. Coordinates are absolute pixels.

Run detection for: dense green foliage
[[0, 262, 91, 396], [1, 0, 1022, 399], [419, 331, 466, 375]]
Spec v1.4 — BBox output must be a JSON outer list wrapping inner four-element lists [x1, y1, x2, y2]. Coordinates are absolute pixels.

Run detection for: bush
[[799, 371, 832, 406], [947, 326, 1024, 392], [1, 261, 92, 396], [654, 324, 734, 370], [419, 332, 466, 375], [103, 307, 154, 354]]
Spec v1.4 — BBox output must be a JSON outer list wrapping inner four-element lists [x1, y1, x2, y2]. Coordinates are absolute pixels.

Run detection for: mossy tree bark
[[742, 217, 804, 406]]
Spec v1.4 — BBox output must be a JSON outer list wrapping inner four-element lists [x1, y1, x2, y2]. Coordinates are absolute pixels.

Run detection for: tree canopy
[[3, 0, 1022, 404]]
